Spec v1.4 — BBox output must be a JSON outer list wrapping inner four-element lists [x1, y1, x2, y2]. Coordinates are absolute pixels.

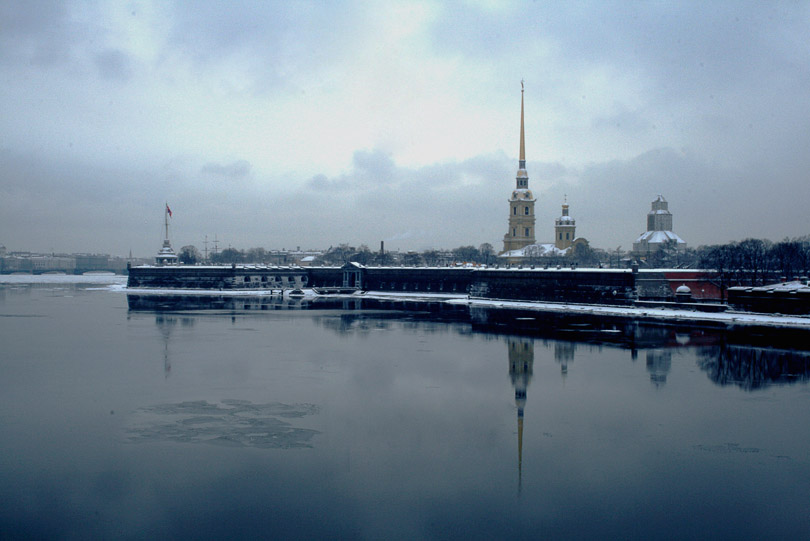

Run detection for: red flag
[[166, 204, 172, 218]]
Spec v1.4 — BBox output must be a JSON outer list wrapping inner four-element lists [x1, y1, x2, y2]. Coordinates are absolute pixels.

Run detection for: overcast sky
[[1, 1, 808, 257]]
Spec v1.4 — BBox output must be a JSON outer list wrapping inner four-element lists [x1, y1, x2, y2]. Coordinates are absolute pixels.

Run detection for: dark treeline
[[314, 243, 498, 266], [697, 236, 810, 288], [176, 236, 810, 286]]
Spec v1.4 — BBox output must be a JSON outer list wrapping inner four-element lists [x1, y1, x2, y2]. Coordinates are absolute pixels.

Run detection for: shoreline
[[122, 286, 810, 331]]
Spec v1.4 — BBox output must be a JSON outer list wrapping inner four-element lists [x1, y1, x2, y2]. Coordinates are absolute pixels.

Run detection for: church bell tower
[[554, 198, 576, 250], [503, 81, 536, 253]]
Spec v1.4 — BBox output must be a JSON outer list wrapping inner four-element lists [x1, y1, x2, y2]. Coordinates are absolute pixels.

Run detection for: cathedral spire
[[519, 80, 526, 168], [502, 82, 536, 255]]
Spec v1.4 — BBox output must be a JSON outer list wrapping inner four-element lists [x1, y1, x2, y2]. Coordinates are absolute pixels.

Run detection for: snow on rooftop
[[498, 243, 568, 258], [729, 280, 810, 293], [634, 230, 686, 244]]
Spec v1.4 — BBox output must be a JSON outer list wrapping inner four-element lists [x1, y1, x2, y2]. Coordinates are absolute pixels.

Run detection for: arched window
[[513, 207, 517, 215], [513, 228, 516, 237], [524, 207, 529, 215]]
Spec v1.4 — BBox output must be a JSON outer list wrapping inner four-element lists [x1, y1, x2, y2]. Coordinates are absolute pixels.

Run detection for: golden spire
[[519, 80, 526, 165]]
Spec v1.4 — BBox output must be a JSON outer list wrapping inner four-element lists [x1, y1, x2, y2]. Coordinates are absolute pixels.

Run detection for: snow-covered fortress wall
[[127, 265, 654, 305], [127, 265, 309, 290]]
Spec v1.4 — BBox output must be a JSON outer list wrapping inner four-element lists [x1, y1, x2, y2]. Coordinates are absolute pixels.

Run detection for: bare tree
[[478, 243, 495, 265], [422, 250, 442, 266], [179, 245, 201, 265]]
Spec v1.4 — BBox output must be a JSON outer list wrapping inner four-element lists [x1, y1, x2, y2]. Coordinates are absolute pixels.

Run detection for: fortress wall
[[127, 266, 309, 289], [471, 269, 636, 305], [363, 267, 473, 294], [728, 287, 810, 314], [307, 267, 343, 288], [128, 265, 714, 306], [635, 271, 672, 300]]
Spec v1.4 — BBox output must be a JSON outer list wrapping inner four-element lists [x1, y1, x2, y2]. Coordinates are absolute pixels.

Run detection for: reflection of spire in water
[[508, 337, 534, 493], [646, 349, 672, 388], [554, 341, 576, 380], [156, 315, 177, 378]]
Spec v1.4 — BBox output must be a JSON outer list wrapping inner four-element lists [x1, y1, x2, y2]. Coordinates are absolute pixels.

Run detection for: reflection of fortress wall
[[127, 294, 309, 311]]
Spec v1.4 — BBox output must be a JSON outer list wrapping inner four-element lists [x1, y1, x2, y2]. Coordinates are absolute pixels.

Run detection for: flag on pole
[[166, 204, 172, 218]]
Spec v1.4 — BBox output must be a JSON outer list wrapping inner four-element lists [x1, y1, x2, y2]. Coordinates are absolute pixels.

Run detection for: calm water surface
[[1, 278, 809, 539]]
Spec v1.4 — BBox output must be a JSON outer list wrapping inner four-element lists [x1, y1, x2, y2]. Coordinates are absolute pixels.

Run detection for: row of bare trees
[[177, 237, 810, 282], [697, 237, 810, 287]]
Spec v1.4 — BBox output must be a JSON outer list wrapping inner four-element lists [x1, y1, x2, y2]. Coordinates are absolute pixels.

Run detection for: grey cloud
[[0, 1, 73, 66], [353, 149, 396, 183], [592, 108, 654, 133], [1, 142, 805, 257], [429, 2, 810, 154], [95, 49, 133, 81], [201, 160, 252, 180], [165, 2, 364, 94], [306, 150, 397, 192]]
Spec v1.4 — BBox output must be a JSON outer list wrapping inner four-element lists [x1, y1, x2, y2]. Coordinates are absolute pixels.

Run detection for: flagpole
[[164, 202, 169, 241]]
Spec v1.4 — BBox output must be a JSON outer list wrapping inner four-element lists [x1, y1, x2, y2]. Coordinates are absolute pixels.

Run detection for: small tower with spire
[[503, 81, 537, 253], [554, 197, 576, 250], [155, 203, 178, 265]]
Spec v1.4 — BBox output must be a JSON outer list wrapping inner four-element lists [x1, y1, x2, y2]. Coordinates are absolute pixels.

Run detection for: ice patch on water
[[693, 443, 761, 454], [125, 399, 320, 449], [0, 274, 127, 285]]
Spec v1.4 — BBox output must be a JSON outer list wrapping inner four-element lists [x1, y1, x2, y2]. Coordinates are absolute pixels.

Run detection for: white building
[[633, 195, 687, 254]]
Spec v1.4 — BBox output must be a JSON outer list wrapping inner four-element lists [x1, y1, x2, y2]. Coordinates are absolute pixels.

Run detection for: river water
[[1, 276, 809, 539]]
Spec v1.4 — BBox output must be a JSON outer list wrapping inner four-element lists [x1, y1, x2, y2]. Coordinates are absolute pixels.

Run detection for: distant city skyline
[[1, 1, 809, 257]]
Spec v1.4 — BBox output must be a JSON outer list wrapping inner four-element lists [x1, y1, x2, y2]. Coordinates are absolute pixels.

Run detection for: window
[[513, 207, 517, 215], [525, 228, 530, 236], [559, 233, 563, 240], [566, 233, 570, 240], [524, 207, 529, 215], [513, 228, 516, 237]]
